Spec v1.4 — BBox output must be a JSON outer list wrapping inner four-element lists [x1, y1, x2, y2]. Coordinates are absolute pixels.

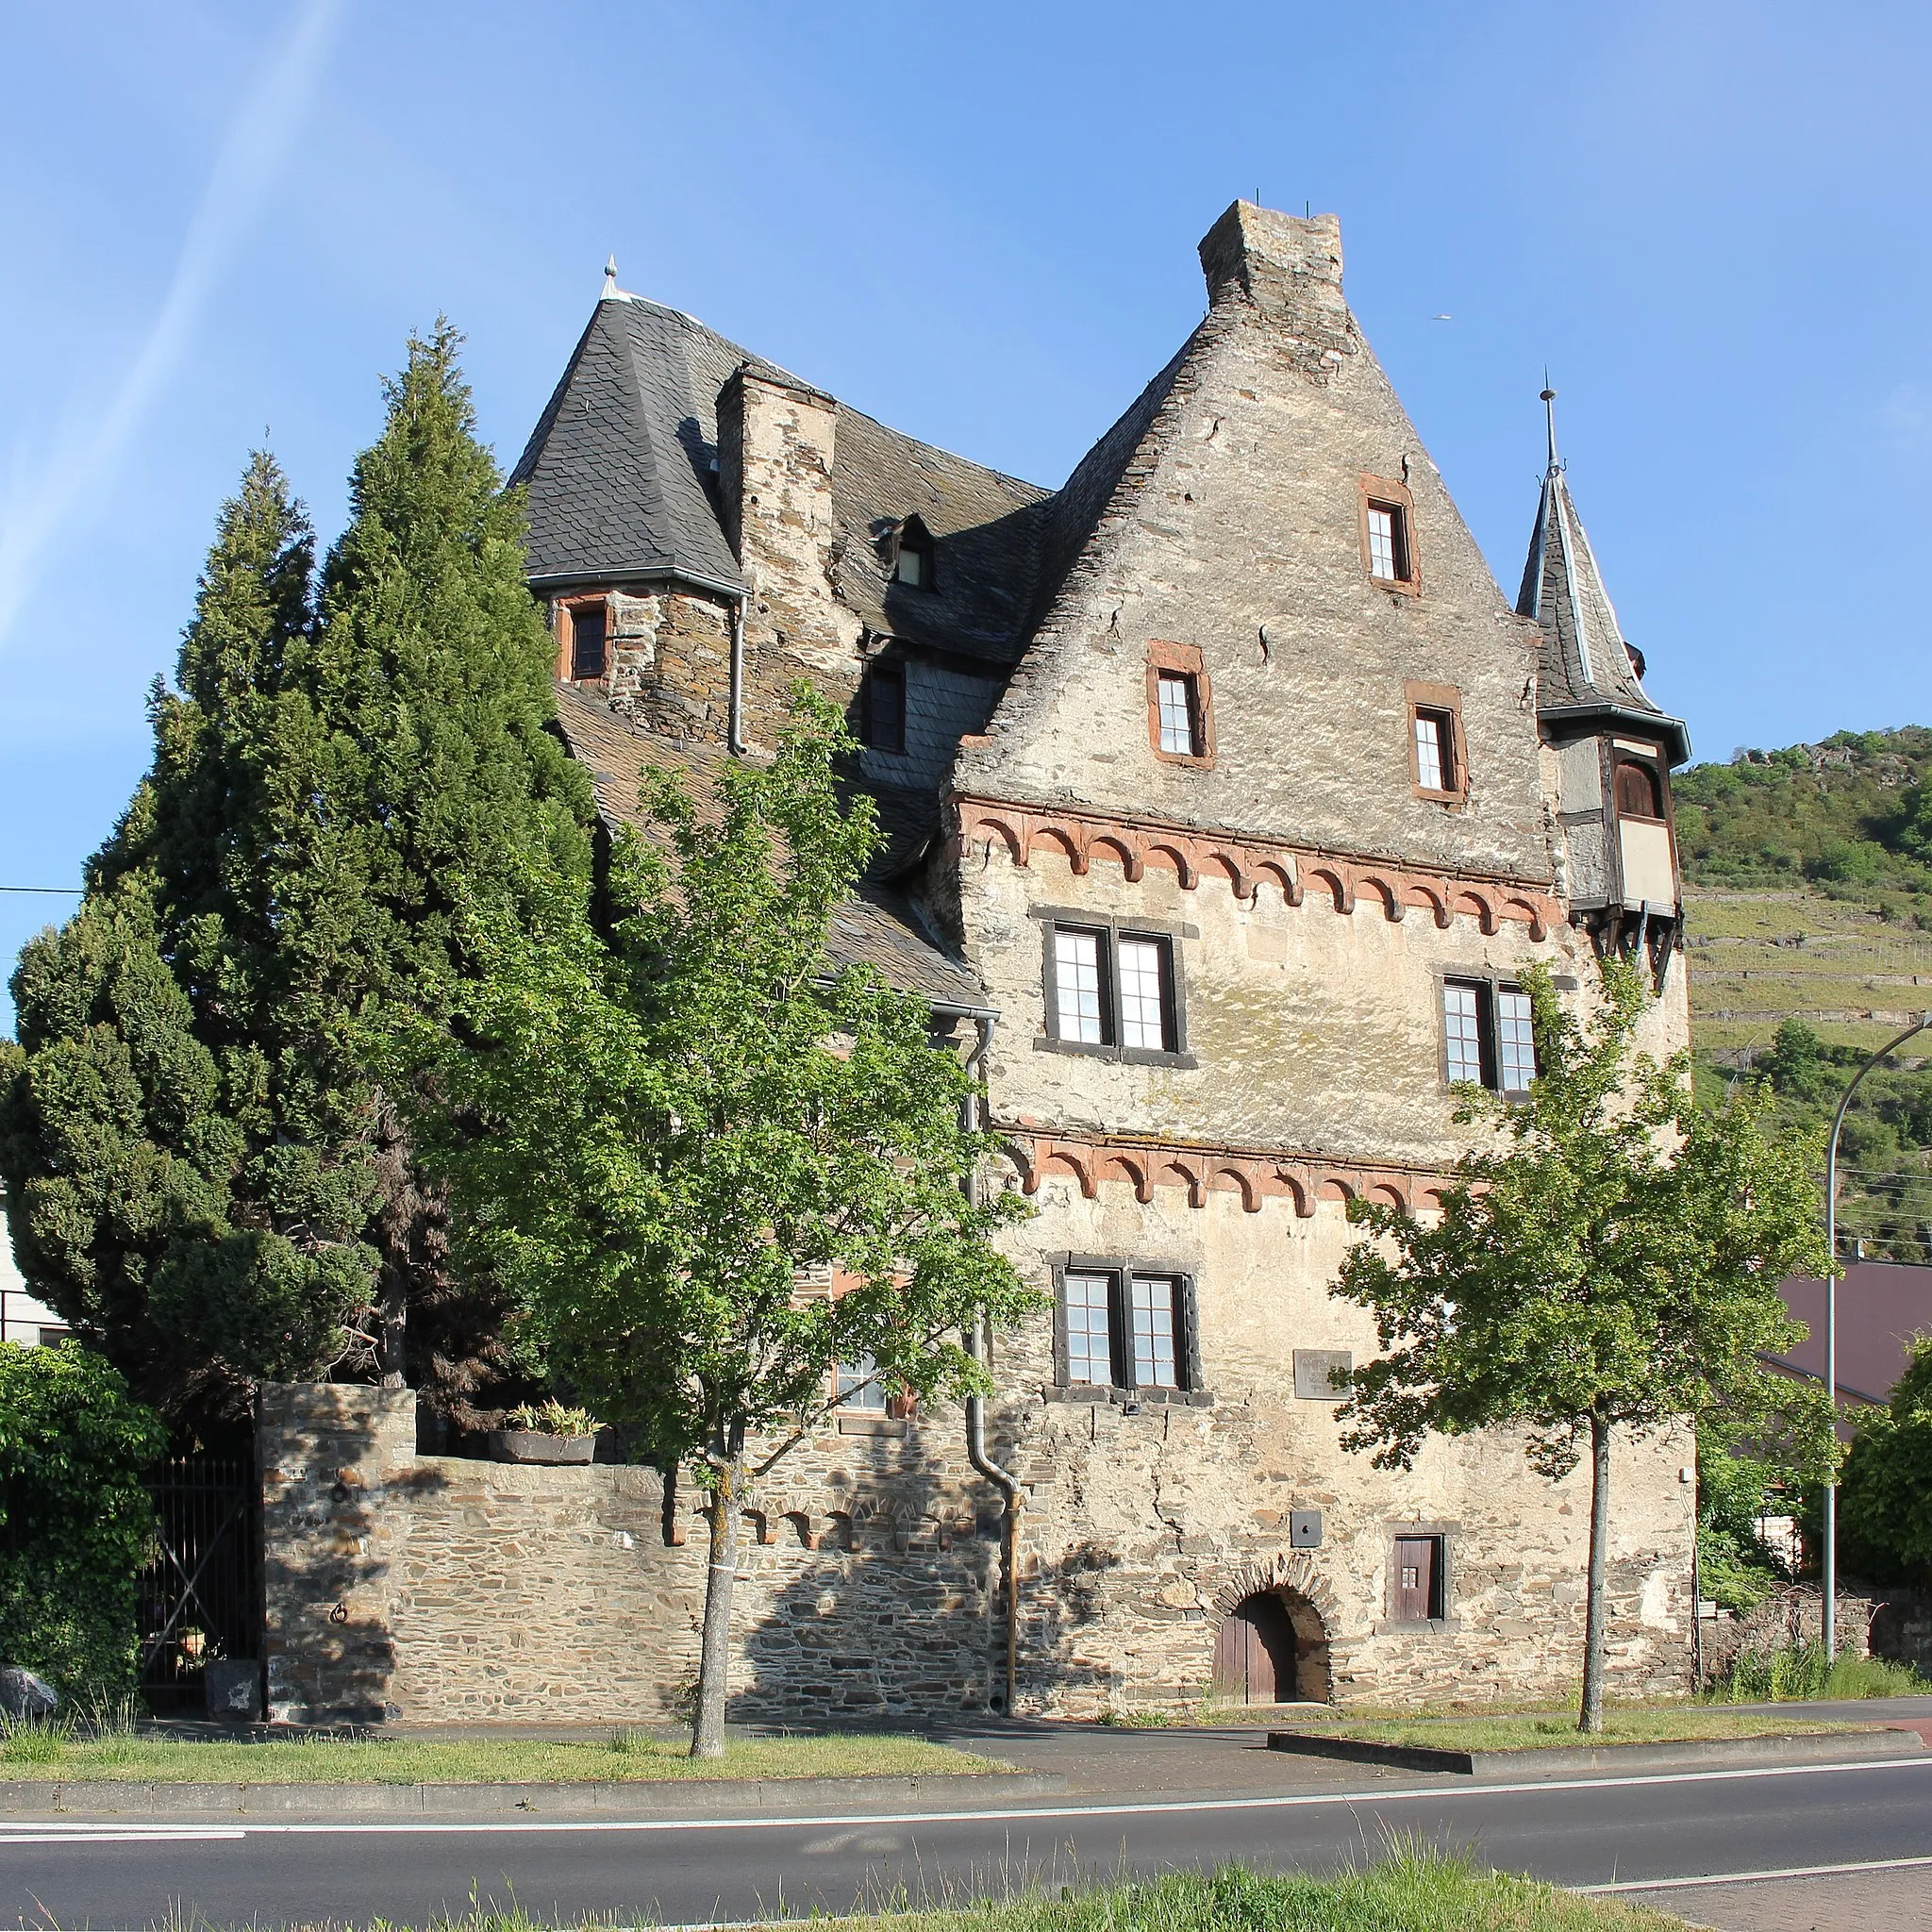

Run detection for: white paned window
[[1117, 937, 1169, 1050], [1413, 711, 1447, 791], [1054, 928, 1107, 1044], [1443, 982, 1484, 1086], [1367, 505, 1399, 579], [1130, 1275, 1180, 1389], [1497, 987, 1536, 1092], [835, 1354, 887, 1410], [1157, 671, 1198, 755], [1064, 1273, 1114, 1385], [894, 543, 924, 586]]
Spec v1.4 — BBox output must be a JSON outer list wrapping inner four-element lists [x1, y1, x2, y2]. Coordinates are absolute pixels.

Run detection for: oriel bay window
[[1041, 917, 1188, 1060], [1056, 1260, 1201, 1396], [1441, 977, 1536, 1094]]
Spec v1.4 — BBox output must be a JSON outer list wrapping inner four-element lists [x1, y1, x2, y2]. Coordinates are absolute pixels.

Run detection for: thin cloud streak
[[0, 0, 344, 652]]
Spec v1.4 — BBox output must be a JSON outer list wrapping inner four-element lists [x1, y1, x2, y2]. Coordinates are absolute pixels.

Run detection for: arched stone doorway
[[1208, 1553, 1336, 1704], [1211, 1591, 1297, 1702]]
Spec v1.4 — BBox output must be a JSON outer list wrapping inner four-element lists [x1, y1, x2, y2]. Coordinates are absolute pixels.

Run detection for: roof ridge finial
[[601, 255, 621, 301], [1540, 373, 1561, 476]]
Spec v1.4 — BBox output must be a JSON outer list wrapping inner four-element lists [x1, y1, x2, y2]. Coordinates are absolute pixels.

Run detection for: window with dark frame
[[1412, 707, 1457, 793], [1613, 758, 1664, 822], [567, 602, 608, 681], [1155, 670, 1201, 757], [1391, 1534, 1444, 1622], [1442, 979, 1536, 1094], [1058, 1266, 1195, 1392], [1049, 924, 1178, 1054], [1366, 500, 1411, 583], [863, 658, 907, 754]]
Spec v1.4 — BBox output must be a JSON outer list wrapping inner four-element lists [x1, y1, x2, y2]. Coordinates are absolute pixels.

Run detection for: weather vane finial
[[1540, 372, 1560, 475], [601, 255, 620, 300]]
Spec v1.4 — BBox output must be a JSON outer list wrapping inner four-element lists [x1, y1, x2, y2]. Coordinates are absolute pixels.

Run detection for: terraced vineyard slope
[[1675, 728, 1932, 1259]]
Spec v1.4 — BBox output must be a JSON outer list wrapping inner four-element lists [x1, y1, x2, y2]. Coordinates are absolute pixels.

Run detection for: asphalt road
[[8, 1755, 1932, 1929]]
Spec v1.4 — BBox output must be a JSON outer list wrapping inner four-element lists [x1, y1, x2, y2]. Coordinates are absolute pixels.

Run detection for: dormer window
[[892, 517, 935, 590]]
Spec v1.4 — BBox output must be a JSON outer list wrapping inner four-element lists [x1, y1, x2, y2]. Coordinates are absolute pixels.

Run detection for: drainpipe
[[726, 594, 747, 756], [958, 1011, 1024, 1714]]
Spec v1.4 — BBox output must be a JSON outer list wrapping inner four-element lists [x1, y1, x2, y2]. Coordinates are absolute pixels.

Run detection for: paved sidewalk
[[1628, 1864, 1932, 1930]]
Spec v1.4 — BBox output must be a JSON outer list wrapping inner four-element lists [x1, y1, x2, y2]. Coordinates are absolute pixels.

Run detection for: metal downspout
[[959, 1012, 1023, 1713], [727, 595, 747, 756]]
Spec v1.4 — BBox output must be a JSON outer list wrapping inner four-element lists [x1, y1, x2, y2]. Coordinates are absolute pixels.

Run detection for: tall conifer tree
[[1, 329, 592, 1417]]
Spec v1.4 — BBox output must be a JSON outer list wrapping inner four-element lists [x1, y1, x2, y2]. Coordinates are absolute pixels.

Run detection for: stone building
[[262, 204, 1698, 1724]]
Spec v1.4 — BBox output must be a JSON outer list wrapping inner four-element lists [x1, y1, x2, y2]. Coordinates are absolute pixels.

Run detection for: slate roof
[[511, 296, 788, 592], [1516, 458, 1690, 765], [549, 682, 985, 1010], [514, 292, 1050, 664]]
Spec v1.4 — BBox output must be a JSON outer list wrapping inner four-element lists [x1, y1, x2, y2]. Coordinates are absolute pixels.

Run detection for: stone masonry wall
[[262, 1332, 1691, 1723]]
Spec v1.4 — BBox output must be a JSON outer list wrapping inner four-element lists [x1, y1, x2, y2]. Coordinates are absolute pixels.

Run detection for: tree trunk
[[691, 1449, 742, 1759], [1579, 1409, 1612, 1734]]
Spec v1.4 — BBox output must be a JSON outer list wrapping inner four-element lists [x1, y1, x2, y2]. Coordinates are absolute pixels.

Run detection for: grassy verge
[[1704, 1642, 1927, 1703], [0, 1724, 1011, 1785], [161, 1854, 1690, 1930], [1276, 1707, 1867, 1752]]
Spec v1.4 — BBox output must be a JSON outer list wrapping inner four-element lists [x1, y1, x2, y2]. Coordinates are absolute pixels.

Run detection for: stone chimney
[[717, 365, 859, 683], [1198, 202, 1346, 323]]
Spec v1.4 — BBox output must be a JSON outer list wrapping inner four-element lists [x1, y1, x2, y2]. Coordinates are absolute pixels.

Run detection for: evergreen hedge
[[0, 1341, 166, 1696]]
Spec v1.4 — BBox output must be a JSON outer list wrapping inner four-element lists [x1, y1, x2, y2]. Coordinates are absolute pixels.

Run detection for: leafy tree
[[1331, 959, 1835, 1731], [0, 1341, 168, 1695], [1, 328, 593, 1419], [1839, 1337, 1932, 1584], [403, 689, 1039, 1756]]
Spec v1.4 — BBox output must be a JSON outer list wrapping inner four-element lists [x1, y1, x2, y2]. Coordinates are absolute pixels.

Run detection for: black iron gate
[[137, 1450, 261, 1711]]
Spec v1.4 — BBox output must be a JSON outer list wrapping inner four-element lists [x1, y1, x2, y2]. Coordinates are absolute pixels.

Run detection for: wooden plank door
[[1393, 1537, 1438, 1622], [1211, 1593, 1296, 1702]]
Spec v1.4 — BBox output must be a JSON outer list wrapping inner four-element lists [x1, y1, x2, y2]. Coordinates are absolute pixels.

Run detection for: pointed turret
[[1517, 389, 1690, 765], [1522, 390, 1686, 976]]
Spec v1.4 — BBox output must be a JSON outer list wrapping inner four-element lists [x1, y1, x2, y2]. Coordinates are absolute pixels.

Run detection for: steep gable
[[957, 204, 1554, 887]]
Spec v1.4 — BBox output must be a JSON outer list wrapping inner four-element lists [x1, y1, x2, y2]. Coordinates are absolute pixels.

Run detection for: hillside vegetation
[[1676, 727, 1932, 1261]]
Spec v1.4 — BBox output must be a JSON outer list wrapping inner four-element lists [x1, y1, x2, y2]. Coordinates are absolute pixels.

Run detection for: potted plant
[[487, 1401, 603, 1465]]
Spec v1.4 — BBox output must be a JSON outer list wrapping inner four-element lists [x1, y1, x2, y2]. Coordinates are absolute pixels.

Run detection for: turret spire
[[1516, 390, 1690, 765]]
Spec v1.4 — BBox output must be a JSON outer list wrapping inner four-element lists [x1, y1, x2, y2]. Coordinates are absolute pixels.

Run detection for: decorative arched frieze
[[1008, 1130, 1443, 1220], [947, 793, 1564, 941]]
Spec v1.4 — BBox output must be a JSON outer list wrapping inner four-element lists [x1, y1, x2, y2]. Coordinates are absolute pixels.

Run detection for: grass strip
[[170, 1851, 1693, 1930], [1274, 1707, 1871, 1752], [0, 1727, 1010, 1785]]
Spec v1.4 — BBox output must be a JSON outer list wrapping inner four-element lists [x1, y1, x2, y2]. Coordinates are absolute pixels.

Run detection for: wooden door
[[1393, 1537, 1439, 1622], [1210, 1592, 1297, 1702]]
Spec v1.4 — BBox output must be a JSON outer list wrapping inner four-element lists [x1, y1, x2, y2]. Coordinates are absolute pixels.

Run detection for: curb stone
[[0, 1770, 1066, 1820], [1266, 1725, 1926, 1777]]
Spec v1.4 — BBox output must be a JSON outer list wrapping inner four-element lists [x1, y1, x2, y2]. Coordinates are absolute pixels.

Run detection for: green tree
[[1839, 1337, 1932, 1583], [0, 1341, 168, 1695], [1, 327, 593, 1418], [1331, 960, 1835, 1731], [404, 690, 1039, 1757]]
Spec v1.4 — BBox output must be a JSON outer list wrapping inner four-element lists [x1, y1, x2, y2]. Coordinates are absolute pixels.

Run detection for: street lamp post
[[1821, 1010, 1932, 1659]]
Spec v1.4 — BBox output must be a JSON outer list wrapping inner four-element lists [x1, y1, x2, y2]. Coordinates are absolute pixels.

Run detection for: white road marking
[[3, 1753, 1929, 1846], [1583, 1852, 1932, 1893]]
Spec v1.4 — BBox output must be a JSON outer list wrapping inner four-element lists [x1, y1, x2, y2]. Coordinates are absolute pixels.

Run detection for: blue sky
[[4, 1, 1930, 1024]]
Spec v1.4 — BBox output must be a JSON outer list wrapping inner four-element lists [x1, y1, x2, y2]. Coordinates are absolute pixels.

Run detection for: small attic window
[[1614, 759, 1664, 822], [1358, 475, 1421, 593], [893, 518, 935, 591]]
